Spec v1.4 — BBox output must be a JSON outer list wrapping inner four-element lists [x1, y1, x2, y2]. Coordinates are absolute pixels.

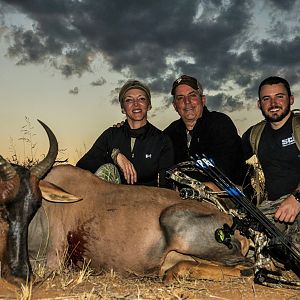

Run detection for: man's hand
[[203, 181, 222, 192], [116, 153, 137, 184], [275, 194, 300, 223], [113, 121, 125, 128]]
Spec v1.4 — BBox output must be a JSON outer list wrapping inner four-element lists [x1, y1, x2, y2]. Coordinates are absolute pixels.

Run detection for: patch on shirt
[[281, 136, 295, 147], [145, 154, 152, 159]]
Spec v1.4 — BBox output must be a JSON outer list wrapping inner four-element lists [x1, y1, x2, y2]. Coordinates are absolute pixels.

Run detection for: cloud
[[90, 76, 106, 86], [207, 93, 244, 112], [1, 0, 300, 112], [69, 86, 79, 95], [267, 0, 297, 10]]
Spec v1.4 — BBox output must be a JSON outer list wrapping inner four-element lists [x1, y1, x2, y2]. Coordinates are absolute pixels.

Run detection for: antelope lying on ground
[[0, 120, 251, 284], [30, 164, 252, 282]]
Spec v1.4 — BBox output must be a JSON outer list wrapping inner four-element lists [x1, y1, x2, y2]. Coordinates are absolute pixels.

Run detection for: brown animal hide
[[29, 164, 252, 282]]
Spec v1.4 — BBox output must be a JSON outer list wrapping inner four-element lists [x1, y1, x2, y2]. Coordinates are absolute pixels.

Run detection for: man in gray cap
[[77, 80, 174, 188], [164, 75, 248, 187]]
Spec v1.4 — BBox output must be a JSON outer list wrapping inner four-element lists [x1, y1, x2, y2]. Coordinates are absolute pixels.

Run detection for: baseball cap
[[171, 75, 203, 95], [119, 80, 151, 107]]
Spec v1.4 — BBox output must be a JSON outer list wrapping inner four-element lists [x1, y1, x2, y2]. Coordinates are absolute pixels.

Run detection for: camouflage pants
[[259, 195, 300, 245], [94, 163, 121, 184]]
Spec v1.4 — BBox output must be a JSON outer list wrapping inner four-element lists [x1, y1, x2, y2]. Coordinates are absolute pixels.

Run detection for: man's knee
[[95, 163, 121, 184]]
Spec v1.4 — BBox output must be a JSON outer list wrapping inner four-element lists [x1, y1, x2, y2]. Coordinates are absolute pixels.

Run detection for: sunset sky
[[1, 0, 300, 164]]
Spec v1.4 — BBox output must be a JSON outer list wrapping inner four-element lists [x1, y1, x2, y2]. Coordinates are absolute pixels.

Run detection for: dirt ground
[[1, 270, 299, 300]]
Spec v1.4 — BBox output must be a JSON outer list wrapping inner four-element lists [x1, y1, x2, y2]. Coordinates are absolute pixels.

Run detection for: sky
[[1, 0, 300, 164]]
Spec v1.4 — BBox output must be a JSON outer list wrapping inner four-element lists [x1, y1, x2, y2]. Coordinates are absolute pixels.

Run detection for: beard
[[261, 103, 291, 122]]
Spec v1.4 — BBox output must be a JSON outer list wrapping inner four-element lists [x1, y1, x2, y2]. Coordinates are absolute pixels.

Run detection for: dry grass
[[1, 264, 299, 300], [17, 281, 32, 300], [75, 259, 93, 285], [7, 116, 67, 167]]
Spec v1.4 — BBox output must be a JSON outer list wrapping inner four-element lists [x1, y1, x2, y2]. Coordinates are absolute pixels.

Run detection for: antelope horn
[[30, 120, 58, 179], [0, 155, 17, 180]]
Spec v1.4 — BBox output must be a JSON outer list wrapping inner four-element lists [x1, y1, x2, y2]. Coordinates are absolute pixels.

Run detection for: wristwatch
[[111, 148, 120, 164], [292, 190, 300, 202]]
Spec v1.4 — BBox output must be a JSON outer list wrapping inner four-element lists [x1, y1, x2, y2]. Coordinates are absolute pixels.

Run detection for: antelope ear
[[39, 180, 82, 203]]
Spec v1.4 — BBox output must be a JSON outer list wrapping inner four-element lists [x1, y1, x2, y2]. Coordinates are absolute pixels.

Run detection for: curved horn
[[30, 120, 58, 179], [0, 155, 17, 180]]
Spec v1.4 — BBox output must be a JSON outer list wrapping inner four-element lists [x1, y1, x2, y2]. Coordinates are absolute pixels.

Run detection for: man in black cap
[[164, 75, 248, 187], [77, 80, 174, 187]]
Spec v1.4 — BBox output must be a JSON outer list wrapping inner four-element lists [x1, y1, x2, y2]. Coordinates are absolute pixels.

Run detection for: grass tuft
[[16, 280, 32, 300]]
